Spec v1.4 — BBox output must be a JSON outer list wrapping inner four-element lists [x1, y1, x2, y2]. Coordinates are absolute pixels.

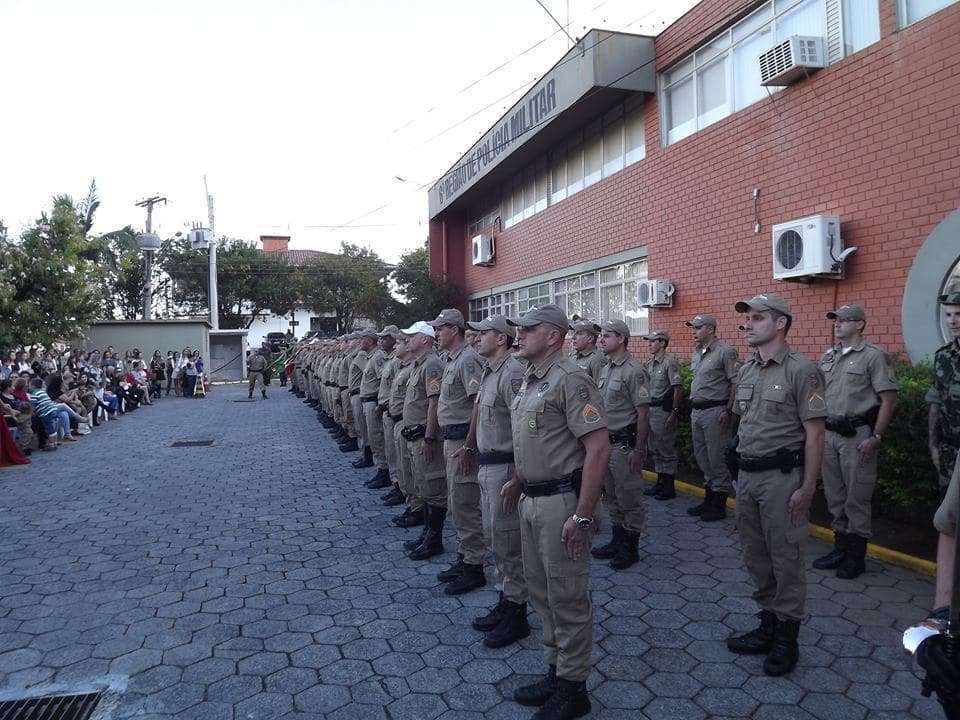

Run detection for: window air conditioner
[[772, 214, 846, 280], [637, 280, 675, 308], [759, 36, 825, 87], [471, 233, 495, 266]]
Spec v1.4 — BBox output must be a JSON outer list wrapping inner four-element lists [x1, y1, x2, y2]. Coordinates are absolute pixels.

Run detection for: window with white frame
[[899, 0, 957, 26], [661, 0, 885, 146], [517, 283, 551, 314], [599, 260, 649, 335], [469, 297, 489, 323], [553, 272, 597, 320]]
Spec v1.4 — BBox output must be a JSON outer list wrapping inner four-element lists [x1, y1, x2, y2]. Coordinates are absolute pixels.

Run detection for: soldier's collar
[[487, 352, 510, 371], [700, 337, 718, 353], [835, 338, 866, 353], [530, 349, 564, 378], [608, 351, 630, 366], [445, 341, 467, 360], [753, 344, 790, 366]]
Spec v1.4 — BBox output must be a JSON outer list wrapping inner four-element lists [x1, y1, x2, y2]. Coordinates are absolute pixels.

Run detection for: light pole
[[135, 195, 166, 320]]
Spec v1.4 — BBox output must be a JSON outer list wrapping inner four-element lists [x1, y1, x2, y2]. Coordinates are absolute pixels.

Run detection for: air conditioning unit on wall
[[637, 279, 675, 307], [471, 234, 495, 266], [772, 214, 847, 280], [760, 36, 825, 86]]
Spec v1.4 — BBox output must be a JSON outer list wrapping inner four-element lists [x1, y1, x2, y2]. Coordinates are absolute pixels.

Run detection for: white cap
[[400, 321, 436, 338]]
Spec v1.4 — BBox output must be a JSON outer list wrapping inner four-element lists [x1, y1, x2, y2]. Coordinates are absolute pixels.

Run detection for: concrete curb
[[641, 470, 937, 577]]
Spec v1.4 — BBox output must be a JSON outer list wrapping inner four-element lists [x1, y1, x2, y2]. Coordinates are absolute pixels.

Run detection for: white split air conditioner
[[772, 214, 847, 280], [637, 279, 675, 307], [759, 36, 825, 86], [471, 233, 495, 266]]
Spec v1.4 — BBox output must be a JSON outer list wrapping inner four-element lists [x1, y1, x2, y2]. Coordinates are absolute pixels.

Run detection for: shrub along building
[[427, 0, 960, 364]]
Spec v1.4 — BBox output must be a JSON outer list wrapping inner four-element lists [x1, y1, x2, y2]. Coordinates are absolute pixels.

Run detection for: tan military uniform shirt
[[248, 352, 267, 373], [575, 348, 606, 386], [349, 350, 369, 392], [388, 360, 413, 418], [476, 353, 525, 455], [378, 355, 399, 406], [437, 343, 483, 427], [598, 354, 650, 432], [360, 349, 388, 397], [511, 349, 608, 483], [403, 352, 443, 427], [734, 344, 828, 457], [338, 350, 355, 388], [645, 352, 682, 403], [691, 339, 739, 403], [820, 341, 897, 417]]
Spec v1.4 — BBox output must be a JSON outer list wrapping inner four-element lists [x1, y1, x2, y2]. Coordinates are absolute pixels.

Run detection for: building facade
[[428, 0, 960, 361]]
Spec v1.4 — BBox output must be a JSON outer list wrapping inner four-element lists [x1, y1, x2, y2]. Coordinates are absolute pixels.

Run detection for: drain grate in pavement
[[0, 691, 104, 720], [233, 399, 256, 403], [170, 439, 215, 447]]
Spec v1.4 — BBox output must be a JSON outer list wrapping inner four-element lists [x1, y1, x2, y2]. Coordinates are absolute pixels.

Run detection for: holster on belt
[[349, 388, 360, 396], [609, 429, 637, 448], [401, 424, 426, 441], [441, 423, 470, 441], [522, 468, 582, 497], [388, 412, 403, 422], [738, 447, 804, 474], [724, 436, 740, 478]]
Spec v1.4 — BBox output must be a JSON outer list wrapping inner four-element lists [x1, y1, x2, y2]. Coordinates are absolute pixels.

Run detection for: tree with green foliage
[[391, 245, 462, 327], [98, 226, 150, 319]]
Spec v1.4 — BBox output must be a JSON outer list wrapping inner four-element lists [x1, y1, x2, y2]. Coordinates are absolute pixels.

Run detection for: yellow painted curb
[[641, 471, 936, 576]]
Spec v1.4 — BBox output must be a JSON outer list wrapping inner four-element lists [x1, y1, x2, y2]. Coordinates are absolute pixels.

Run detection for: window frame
[[898, 0, 958, 27]]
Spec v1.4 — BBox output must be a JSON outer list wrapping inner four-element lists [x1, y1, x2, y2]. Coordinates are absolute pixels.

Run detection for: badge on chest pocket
[[736, 384, 754, 412]]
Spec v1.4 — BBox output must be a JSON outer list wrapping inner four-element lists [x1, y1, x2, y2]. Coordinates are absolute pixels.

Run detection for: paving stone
[[207, 673, 262, 703], [234, 691, 293, 720]]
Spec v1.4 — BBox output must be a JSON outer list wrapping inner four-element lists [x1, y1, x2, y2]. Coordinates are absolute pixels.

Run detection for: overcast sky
[[1, 0, 697, 262]]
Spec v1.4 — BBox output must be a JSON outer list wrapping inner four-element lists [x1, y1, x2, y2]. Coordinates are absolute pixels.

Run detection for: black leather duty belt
[[609, 430, 636, 447], [691, 399, 727, 410], [522, 469, 582, 497], [360, 394, 378, 403], [478, 451, 514, 466], [349, 389, 360, 396], [738, 449, 804, 474], [388, 413, 403, 422], [441, 423, 470, 440]]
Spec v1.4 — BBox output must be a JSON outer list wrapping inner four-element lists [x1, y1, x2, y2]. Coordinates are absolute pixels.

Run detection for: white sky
[[1, 0, 697, 262]]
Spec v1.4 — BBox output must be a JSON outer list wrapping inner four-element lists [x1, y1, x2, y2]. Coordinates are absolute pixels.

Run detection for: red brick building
[[427, 0, 960, 361]]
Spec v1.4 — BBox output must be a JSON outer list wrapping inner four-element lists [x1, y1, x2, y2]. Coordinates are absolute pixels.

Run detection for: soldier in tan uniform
[[590, 319, 650, 571], [571, 320, 605, 385], [458, 316, 529, 647], [376, 329, 404, 505], [813, 304, 897, 579], [359, 326, 397, 485], [726, 293, 826, 677], [336, 335, 360, 452], [387, 337, 426, 530], [430, 308, 487, 595], [503, 304, 610, 720], [686, 314, 739, 522], [465, 327, 481, 353], [247, 347, 268, 399], [400, 322, 448, 560], [643, 331, 683, 500], [348, 330, 375, 466]]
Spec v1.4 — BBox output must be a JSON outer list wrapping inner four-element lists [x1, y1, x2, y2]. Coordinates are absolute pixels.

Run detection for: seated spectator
[[27, 377, 75, 446], [46, 371, 90, 434], [41, 349, 59, 377], [27, 347, 42, 377], [1, 352, 16, 381], [14, 350, 32, 376], [182, 352, 198, 397], [126, 362, 152, 405], [0, 408, 29, 466], [11, 377, 30, 403], [1, 383, 34, 456], [105, 366, 138, 411]]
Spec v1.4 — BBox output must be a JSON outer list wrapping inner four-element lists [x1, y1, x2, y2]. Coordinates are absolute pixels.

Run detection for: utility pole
[[203, 176, 219, 331], [135, 195, 166, 320]]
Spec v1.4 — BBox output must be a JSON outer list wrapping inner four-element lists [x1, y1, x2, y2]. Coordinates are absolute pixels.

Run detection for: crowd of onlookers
[[1, 345, 207, 461]]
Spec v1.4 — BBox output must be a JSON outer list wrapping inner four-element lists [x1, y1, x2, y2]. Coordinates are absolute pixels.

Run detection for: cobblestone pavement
[[0, 384, 943, 719]]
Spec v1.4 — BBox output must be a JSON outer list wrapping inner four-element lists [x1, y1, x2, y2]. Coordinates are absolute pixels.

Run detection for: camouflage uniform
[[927, 340, 960, 490]]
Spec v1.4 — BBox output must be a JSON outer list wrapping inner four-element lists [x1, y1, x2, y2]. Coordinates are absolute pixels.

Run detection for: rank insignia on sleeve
[[808, 392, 826, 412], [582, 403, 601, 424]]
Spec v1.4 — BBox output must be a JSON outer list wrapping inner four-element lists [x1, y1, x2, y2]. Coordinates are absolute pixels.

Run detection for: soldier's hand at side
[[665, 410, 679, 432], [424, 439, 438, 463], [628, 449, 645, 475], [856, 436, 880, 465], [718, 408, 733, 430], [561, 517, 587, 560], [788, 486, 814, 527], [931, 445, 941, 472], [501, 476, 521, 514], [453, 445, 477, 476]]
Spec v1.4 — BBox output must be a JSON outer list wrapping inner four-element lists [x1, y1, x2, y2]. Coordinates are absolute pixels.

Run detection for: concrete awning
[[428, 29, 656, 219]]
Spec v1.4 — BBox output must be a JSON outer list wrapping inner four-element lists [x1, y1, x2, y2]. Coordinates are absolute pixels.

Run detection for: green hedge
[[669, 357, 938, 524]]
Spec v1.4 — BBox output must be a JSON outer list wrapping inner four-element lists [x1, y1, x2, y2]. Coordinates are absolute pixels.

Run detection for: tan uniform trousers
[[648, 407, 678, 475], [735, 467, 808, 622], [383, 414, 398, 477], [821, 426, 877, 538], [603, 444, 647, 534], [340, 389, 354, 434], [363, 401, 388, 470], [248, 371, 266, 394], [444, 438, 486, 565], [520, 491, 593, 682], [692, 405, 734, 494], [394, 423, 423, 511], [478, 463, 527, 603], [408, 437, 447, 508], [350, 395, 367, 448]]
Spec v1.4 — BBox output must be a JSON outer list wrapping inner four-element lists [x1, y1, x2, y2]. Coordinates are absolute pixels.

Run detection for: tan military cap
[[507, 304, 569, 333], [378, 324, 401, 338], [429, 308, 466, 329], [645, 330, 670, 342], [572, 320, 601, 336], [467, 315, 516, 338], [826, 304, 866, 321], [685, 314, 717, 328], [601, 319, 630, 338], [735, 293, 792, 318], [357, 328, 378, 340]]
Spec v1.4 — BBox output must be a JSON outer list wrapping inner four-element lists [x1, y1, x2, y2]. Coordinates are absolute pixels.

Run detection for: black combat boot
[[590, 524, 625, 560], [338, 437, 359, 452], [813, 531, 848, 570], [382, 486, 404, 507], [836, 534, 867, 579], [483, 600, 530, 648], [700, 492, 728, 522], [329, 426, 346, 440], [687, 488, 712, 516], [727, 609, 778, 654], [763, 618, 800, 676], [437, 554, 464, 582], [609, 531, 640, 570], [403, 508, 431, 550], [655, 473, 676, 501], [531, 678, 591, 720], [408, 506, 445, 560], [248, 390, 253, 399], [352, 447, 374, 468], [643, 474, 663, 497], [514, 666, 557, 707], [261, 388, 267, 399], [395, 505, 425, 528], [367, 467, 391, 488], [444, 563, 486, 596], [472, 592, 508, 632]]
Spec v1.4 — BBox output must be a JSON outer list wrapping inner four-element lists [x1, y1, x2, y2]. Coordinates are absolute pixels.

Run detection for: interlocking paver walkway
[[0, 384, 943, 718]]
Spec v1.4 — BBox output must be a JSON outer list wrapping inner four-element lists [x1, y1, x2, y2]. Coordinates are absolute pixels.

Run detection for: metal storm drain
[[232, 399, 256, 403], [0, 690, 104, 720], [170, 440, 215, 447]]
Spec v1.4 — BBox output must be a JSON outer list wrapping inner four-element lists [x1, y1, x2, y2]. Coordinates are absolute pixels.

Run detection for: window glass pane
[[554, 280, 566, 295], [535, 166, 549, 212], [843, 0, 880, 54], [551, 153, 567, 205], [511, 181, 524, 226], [624, 281, 647, 335], [602, 116, 624, 177], [554, 294, 567, 315], [733, 26, 774, 110], [904, 0, 957, 25], [524, 173, 536, 219], [663, 56, 695, 85], [625, 107, 645, 165], [567, 290, 582, 319], [584, 127, 602, 187], [581, 272, 595, 288], [732, 2, 773, 42], [696, 35, 730, 65], [697, 55, 729, 127], [567, 276, 580, 291], [601, 285, 623, 323], [666, 77, 696, 144], [776, 0, 825, 42], [567, 141, 584, 195], [600, 268, 618, 285], [581, 288, 596, 319]]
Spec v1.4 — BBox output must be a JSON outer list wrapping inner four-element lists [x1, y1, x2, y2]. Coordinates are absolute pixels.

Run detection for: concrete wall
[[84, 320, 210, 367], [209, 331, 247, 382], [432, 0, 960, 361]]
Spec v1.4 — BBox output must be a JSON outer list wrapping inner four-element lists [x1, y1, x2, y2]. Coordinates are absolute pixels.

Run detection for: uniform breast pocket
[[735, 384, 754, 413], [762, 388, 787, 418], [480, 393, 497, 420], [603, 379, 622, 401], [524, 400, 546, 437]]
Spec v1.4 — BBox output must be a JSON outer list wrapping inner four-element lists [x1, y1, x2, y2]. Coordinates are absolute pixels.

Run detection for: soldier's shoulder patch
[[807, 373, 821, 388], [511, 377, 523, 394], [576, 384, 589, 400], [582, 403, 601, 424]]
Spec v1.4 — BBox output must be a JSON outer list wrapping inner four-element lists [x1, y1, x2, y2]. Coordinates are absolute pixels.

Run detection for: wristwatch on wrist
[[872, 432, 882, 442], [572, 514, 594, 530]]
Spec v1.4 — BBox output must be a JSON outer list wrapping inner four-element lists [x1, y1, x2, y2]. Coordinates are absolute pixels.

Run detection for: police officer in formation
[[570, 320, 606, 384], [357, 326, 396, 485], [644, 330, 682, 500]]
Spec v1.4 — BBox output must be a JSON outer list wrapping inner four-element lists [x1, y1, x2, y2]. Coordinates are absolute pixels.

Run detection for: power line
[[534, 0, 576, 46]]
